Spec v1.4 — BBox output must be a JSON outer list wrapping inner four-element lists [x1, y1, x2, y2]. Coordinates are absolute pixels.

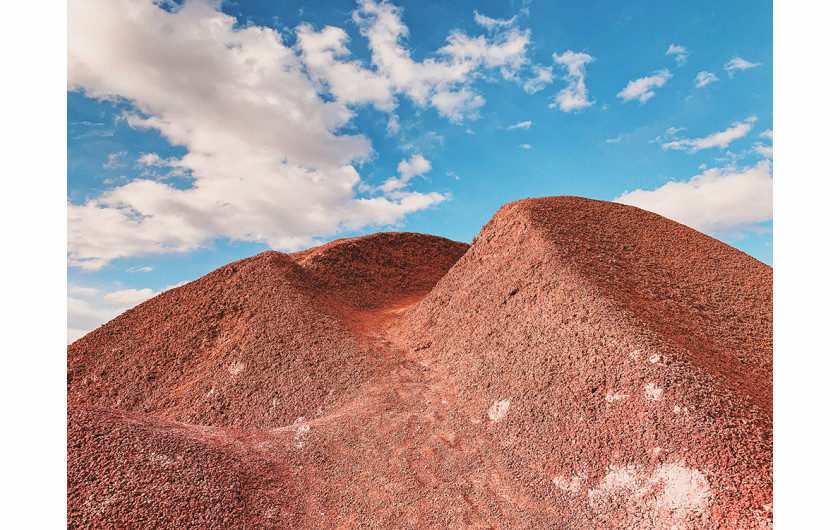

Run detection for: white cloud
[[522, 64, 554, 94], [725, 56, 761, 77], [103, 151, 127, 169], [753, 129, 773, 159], [70, 0, 495, 270], [550, 50, 595, 112], [352, 0, 531, 121], [474, 11, 516, 30], [520, 144, 532, 149], [295, 23, 396, 111], [614, 160, 772, 236], [753, 143, 773, 159], [658, 117, 756, 152], [617, 69, 672, 104], [666, 44, 688, 66], [126, 265, 153, 273], [694, 71, 719, 88], [380, 154, 432, 193], [506, 120, 532, 130]]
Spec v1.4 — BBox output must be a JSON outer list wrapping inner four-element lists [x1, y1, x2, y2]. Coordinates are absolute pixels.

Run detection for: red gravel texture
[[67, 196, 772, 528]]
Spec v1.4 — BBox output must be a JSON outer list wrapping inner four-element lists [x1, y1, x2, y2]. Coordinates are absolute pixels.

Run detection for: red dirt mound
[[292, 232, 470, 313], [67, 197, 772, 529], [67, 234, 469, 430], [396, 196, 772, 528]]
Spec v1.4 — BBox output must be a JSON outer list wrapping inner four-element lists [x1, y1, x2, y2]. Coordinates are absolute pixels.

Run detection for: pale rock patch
[[488, 399, 511, 422], [588, 462, 710, 526], [553, 474, 584, 493], [606, 390, 630, 403], [649, 353, 661, 364], [644, 382, 664, 401], [228, 360, 245, 375]]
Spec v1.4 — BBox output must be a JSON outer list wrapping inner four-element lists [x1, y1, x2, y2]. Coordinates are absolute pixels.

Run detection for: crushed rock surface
[[68, 197, 772, 528]]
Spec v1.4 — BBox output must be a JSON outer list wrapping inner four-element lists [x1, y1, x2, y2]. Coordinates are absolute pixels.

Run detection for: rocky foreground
[[68, 196, 772, 529]]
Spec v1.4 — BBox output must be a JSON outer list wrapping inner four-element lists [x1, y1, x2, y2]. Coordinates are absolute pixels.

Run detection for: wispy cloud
[[550, 50, 595, 112], [666, 44, 688, 66], [694, 71, 719, 88], [614, 160, 772, 236], [103, 151, 127, 169], [506, 120, 532, 130], [725, 56, 761, 77], [657, 117, 756, 152], [617, 69, 672, 104], [126, 265, 153, 273], [520, 144, 532, 149], [606, 132, 630, 144], [474, 11, 516, 30]]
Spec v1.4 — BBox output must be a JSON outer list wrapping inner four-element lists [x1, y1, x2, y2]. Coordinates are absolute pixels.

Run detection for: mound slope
[[67, 233, 469, 429], [68, 197, 772, 529], [396, 196, 772, 527]]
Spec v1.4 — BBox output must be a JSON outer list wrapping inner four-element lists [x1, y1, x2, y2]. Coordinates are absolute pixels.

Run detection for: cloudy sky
[[67, 0, 773, 343]]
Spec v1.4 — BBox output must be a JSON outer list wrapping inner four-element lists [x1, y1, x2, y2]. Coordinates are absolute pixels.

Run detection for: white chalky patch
[[649, 353, 661, 364], [588, 462, 710, 523], [488, 399, 511, 422], [553, 474, 583, 493], [228, 360, 245, 375], [674, 405, 681, 413], [648, 463, 710, 513], [293, 417, 310, 448], [606, 390, 630, 403], [644, 382, 664, 401]]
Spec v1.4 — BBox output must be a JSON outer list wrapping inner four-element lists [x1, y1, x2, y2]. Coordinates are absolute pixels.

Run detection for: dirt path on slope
[[263, 297, 557, 528]]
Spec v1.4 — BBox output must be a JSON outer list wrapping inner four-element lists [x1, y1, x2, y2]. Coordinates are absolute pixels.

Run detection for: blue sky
[[67, 0, 773, 342]]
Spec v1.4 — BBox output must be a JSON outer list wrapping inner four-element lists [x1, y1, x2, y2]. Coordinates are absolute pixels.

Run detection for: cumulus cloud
[[617, 69, 672, 104], [657, 117, 756, 152], [614, 160, 772, 236], [725, 56, 761, 77], [68, 0, 531, 270], [352, 0, 531, 121], [550, 51, 595, 112], [380, 154, 432, 193], [295, 23, 396, 111], [666, 44, 688, 66], [694, 71, 719, 88]]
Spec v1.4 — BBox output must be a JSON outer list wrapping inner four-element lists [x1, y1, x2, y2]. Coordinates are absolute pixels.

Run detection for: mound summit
[[68, 196, 772, 529]]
